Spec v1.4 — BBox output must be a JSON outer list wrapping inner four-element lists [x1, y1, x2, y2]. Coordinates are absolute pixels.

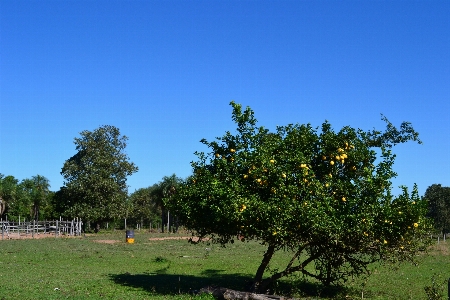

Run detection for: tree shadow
[[109, 270, 253, 296], [109, 270, 355, 298], [272, 279, 352, 299]]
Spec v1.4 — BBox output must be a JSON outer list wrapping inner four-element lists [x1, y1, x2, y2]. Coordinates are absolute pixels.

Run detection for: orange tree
[[165, 102, 431, 292]]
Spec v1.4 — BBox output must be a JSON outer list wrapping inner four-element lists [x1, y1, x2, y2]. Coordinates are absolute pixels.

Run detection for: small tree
[[129, 185, 162, 229], [424, 184, 450, 234], [61, 125, 138, 231], [152, 174, 183, 232], [166, 102, 432, 292], [0, 174, 19, 218], [30, 175, 50, 221]]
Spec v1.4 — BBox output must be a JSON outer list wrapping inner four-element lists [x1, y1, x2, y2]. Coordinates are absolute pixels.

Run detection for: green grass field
[[0, 231, 449, 299]]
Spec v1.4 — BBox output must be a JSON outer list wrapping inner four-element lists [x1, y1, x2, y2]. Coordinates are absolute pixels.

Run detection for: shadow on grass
[[109, 270, 252, 295], [272, 279, 354, 299], [109, 271, 354, 298]]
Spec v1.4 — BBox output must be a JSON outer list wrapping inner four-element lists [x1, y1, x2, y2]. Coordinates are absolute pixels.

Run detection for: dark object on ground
[[199, 286, 295, 300]]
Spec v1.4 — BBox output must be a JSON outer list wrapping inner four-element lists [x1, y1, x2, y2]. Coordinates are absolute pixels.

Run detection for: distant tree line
[[0, 174, 54, 221], [0, 125, 183, 233]]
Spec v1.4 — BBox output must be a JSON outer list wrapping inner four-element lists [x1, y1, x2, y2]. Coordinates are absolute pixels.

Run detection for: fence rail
[[1, 218, 83, 240]]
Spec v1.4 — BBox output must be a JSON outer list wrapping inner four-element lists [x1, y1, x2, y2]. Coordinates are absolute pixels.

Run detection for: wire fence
[[1, 218, 83, 240]]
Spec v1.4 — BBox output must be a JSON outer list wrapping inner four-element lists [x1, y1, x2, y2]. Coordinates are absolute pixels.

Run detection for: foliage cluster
[[423, 184, 450, 233], [0, 174, 53, 221]]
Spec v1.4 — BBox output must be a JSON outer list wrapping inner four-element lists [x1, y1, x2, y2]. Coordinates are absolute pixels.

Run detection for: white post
[[167, 211, 170, 233]]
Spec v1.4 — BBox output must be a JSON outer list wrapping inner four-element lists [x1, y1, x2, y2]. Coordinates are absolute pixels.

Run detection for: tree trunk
[[161, 210, 165, 233], [94, 222, 100, 233], [167, 210, 170, 233], [252, 244, 275, 293]]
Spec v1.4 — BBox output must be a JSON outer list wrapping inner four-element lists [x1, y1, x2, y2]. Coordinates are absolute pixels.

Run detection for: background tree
[[424, 184, 450, 233], [0, 174, 19, 218], [165, 102, 432, 292], [128, 185, 162, 229], [151, 174, 183, 232], [60, 125, 138, 231], [30, 175, 50, 221], [0, 174, 53, 221]]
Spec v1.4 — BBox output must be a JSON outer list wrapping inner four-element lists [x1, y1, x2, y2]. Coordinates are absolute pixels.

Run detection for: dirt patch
[[148, 236, 207, 242], [429, 243, 450, 256], [0, 233, 78, 240], [93, 239, 121, 244]]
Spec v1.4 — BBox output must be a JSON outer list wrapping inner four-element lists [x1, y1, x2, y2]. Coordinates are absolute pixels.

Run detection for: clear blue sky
[[1, 1, 449, 196]]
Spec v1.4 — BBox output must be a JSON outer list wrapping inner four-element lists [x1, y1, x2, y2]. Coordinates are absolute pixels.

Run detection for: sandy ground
[[93, 236, 204, 244], [0, 232, 74, 240]]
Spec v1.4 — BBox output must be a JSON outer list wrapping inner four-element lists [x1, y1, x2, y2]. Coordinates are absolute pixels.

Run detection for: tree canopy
[[0, 174, 52, 221], [165, 101, 432, 292], [424, 184, 450, 233], [60, 125, 138, 227]]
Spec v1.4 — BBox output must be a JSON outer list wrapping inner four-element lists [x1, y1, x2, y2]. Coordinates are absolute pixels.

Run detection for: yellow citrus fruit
[[330, 161, 335, 165], [243, 174, 248, 179], [270, 159, 275, 164], [230, 148, 236, 153], [338, 148, 344, 153], [322, 156, 327, 160], [215, 153, 220, 158], [282, 173, 286, 178], [342, 197, 346, 202], [256, 178, 261, 183]]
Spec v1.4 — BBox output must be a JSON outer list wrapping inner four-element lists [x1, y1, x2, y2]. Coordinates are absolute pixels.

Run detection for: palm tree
[[155, 174, 182, 233], [31, 175, 50, 221]]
